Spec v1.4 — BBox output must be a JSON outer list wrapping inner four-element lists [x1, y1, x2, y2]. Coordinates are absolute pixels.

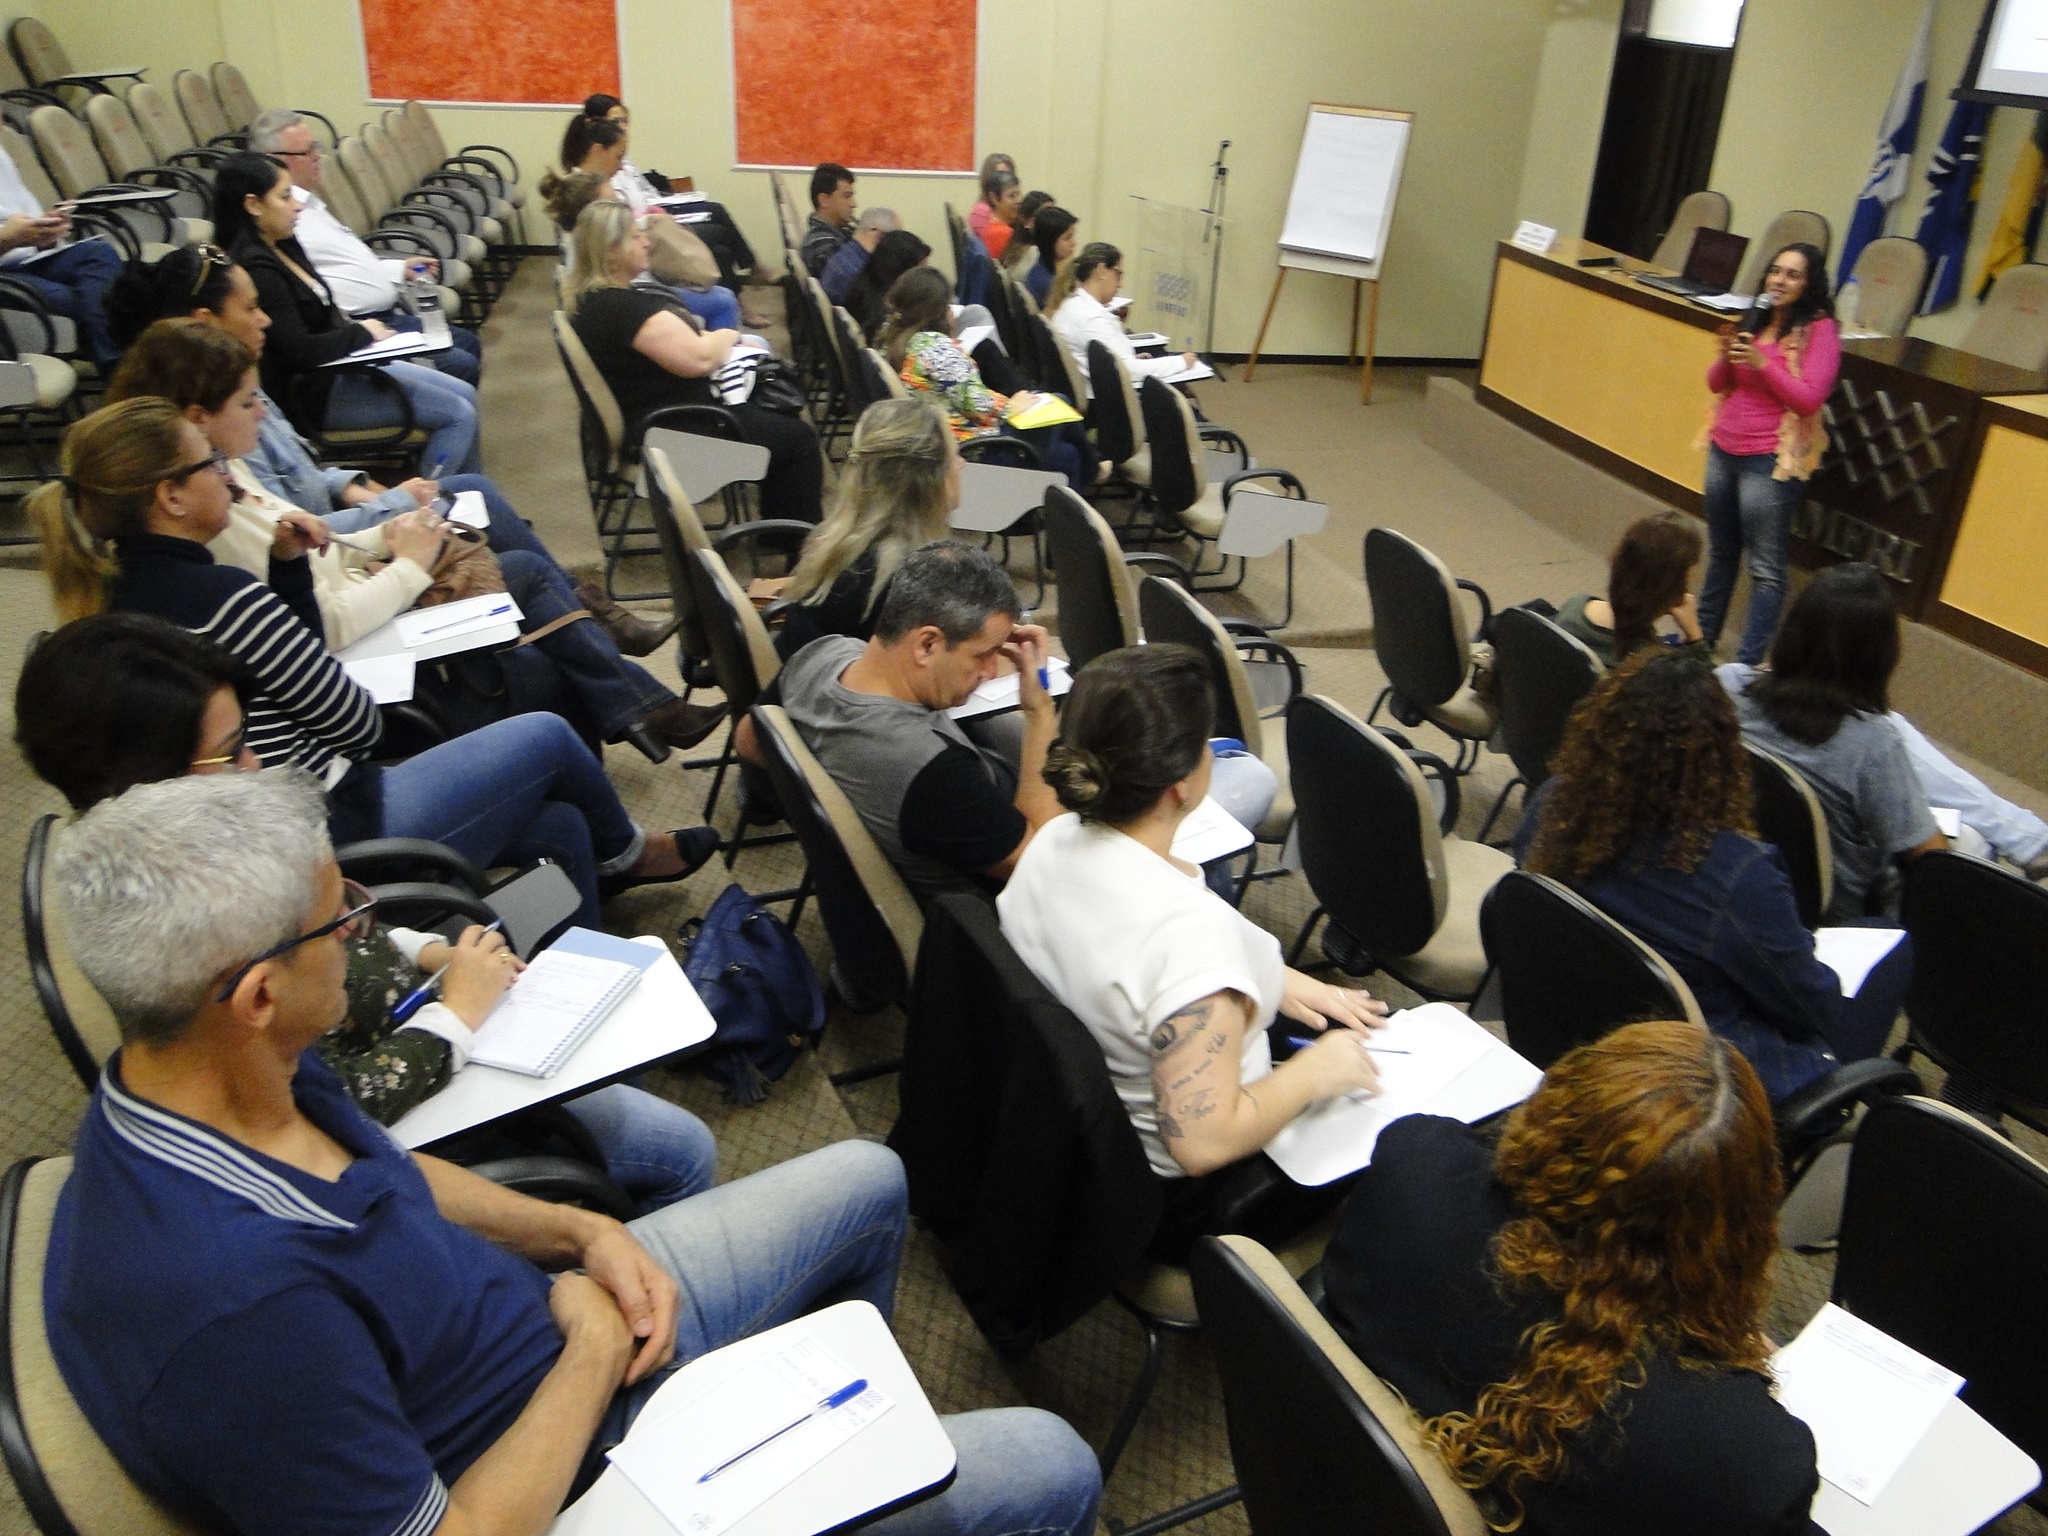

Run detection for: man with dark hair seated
[[802, 161, 858, 277], [43, 768, 1101, 1536]]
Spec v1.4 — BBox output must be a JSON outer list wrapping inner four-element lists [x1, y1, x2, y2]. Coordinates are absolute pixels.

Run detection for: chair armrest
[[463, 1155, 638, 1219], [961, 435, 1044, 470], [455, 143, 522, 183], [292, 364, 418, 444], [363, 227, 440, 260], [1456, 576, 1494, 643], [126, 163, 210, 201], [1124, 551, 1191, 584], [66, 212, 139, 260], [205, 130, 248, 149], [1377, 728, 1461, 835], [1197, 424, 1251, 465], [1220, 467, 1306, 504], [335, 838, 490, 893], [711, 519, 815, 554], [642, 402, 745, 442], [359, 880, 499, 931], [1234, 635, 1305, 703], [1775, 1057, 1920, 1154], [293, 108, 339, 146]]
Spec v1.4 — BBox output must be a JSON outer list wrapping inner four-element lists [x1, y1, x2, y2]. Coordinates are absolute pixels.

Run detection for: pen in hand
[[1284, 1035, 1410, 1055], [697, 1379, 870, 1482], [390, 919, 503, 1025]]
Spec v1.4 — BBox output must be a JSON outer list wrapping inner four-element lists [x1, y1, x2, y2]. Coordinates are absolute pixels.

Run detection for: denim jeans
[[497, 550, 674, 739], [326, 359, 482, 477], [1698, 444, 1803, 665], [560, 1084, 717, 1216], [373, 711, 644, 926], [669, 283, 741, 333], [591, 1142, 1101, 1536], [10, 238, 124, 363], [363, 308, 484, 385]]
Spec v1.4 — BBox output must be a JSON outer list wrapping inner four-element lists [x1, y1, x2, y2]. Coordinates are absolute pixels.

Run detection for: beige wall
[[1515, 0, 1623, 238]]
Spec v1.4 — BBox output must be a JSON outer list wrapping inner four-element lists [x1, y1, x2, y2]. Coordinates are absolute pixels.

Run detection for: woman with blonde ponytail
[[30, 398, 197, 624]]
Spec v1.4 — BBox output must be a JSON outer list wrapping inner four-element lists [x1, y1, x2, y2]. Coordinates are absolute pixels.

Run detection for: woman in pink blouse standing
[[1696, 241, 1839, 664]]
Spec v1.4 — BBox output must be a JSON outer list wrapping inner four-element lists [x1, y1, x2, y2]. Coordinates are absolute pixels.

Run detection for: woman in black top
[[846, 229, 931, 343], [1322, 1019, 1821, 1536], [213, 153, 482, 477], [564, 199, 822, 523]]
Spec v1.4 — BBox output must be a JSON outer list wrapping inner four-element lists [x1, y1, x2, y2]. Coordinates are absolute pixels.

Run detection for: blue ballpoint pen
[[697, 1379, 869, 1482], [427, 456, 448, 480], [390, 920, 503, 1025], [1284, 1034, 1410, 1055]]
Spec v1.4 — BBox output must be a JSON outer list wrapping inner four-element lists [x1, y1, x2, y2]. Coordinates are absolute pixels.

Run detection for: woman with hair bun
[[1323, 1019, 1819, 1536], [998, 644, 1389, 1261]]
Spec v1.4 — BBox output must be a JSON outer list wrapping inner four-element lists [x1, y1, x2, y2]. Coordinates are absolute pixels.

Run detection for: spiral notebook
[[467, 928, 659, 1077]]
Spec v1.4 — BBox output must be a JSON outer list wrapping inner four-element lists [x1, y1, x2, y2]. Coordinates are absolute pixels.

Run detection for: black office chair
[[1188, 1234, 1487, 1536], [1896, 850, 2048, 1134], [1039, 485, 1173, 669], [1745, 745, 1832, 929], [1363, 527, 1498, 773], [1475, 607, 1603, 843], [1834, 1095, 2048, 1504], [687, 546, 799, 874]]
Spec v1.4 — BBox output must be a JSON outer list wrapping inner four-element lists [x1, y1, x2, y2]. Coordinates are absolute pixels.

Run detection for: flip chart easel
[[1244, 103, 1413, 404]]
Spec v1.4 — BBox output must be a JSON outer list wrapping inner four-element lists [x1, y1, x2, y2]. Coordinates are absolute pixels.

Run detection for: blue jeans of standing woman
[[1697, 444, 1804, 665], [497, 550, 674, 740], [325, 360, 481, 477]]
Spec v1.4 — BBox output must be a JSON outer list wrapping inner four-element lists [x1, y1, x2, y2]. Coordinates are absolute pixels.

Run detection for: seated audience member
[[582, 93, 757, 281], [999, 644, 1387, 1261], [1518, 649, 1910, 1100], [29, 398, 718, 926], [540, 165, 742, 336], [1051, 242, 1198, 390], [966, 152, 1016, 247], [213, 152, 482, 477], [104, 248, 673, 658], [14, 612, 719, 1212], [975, 169, 1023, 261], [1024, 205, 1077, 310], [1719, 564, 1948, 919], [107, 321, 718, 757], [771, 397, 957, 659], [0, 142, 122, 365], [846, 228, 932, 341], [1322, 1020, 1820, 1536], [876, 267, 1098, 491], [750, 541, 1058, 898], [1551, 511, 1706, 667], [821, 206, 901, 305], [246, 109, 483, 385], [42, 769, 1102, 1536], [802, 161, 858, 277], [999, 190, 1054, 273], [568, 200, 823, 523]]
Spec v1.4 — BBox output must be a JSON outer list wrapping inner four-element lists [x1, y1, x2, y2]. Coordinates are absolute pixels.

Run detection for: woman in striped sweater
[[29, 398, 718, 927]]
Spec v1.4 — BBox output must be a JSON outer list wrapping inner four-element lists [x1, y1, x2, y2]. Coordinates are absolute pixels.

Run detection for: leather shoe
[[576, 575, 680, 657], [599, 826, 723, 902], [640, 698, 727, 751]]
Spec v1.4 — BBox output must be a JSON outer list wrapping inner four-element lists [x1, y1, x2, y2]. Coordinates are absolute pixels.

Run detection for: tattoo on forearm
[[1151, 998, 1215, 1056], [1158, 1109, 1183, 1140], [1183, 1088, 1218, 1123], [1204, 1030, 1229, 1055]]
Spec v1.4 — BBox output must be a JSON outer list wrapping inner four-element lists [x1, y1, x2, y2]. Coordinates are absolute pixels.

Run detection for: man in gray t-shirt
[[1718, 662, 1939, 921], [745, 543, 1061, 899]]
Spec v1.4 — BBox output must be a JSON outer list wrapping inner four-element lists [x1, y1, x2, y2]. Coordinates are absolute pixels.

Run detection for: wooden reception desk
[[1476, 238, 2048, 672]]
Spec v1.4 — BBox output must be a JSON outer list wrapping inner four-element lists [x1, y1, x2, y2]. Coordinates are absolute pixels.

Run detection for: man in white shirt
[[247, 110, 482, 385], [1049, 240, 1197, 400], [0, 148, 124, 364]]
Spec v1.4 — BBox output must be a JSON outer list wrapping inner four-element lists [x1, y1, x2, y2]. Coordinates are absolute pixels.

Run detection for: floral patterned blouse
[[900, 331, 1006, 440], [315, 929, 455, 1125]]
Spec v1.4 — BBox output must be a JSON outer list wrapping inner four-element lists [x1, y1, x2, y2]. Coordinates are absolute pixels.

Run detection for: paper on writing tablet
[[1929, 806, 1962, 838], [945, 656, 1074, 719], [392, 593, 524, 649], [341, 652, 416, 704], [447, 490, 490, 529], [1774, 1303, 1962, 1506], [1811, 927, 1906, 999], [1170, 796, 1254, 866], [466, 949, 644, 1077]]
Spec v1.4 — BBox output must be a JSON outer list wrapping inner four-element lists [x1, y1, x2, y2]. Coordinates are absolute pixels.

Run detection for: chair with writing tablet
[[1649, 188, 1732, 273], [1744, 745, 1832, 930], [1189, 1234, 1487, 1536], [1734, 209, 1831, 297], [687, 548, 799, 870], [1038, 485, 1183, 670], [1085, 340, 1150, 487], [1842, 236, 1928, 339]]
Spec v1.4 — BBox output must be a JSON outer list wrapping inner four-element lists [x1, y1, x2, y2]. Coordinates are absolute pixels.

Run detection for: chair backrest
[[1961, 262, 2048, 373], [1899, 850, 2048, 1111], [1288, 693, 1448, 957], [1364, 527, 1475, 709], [1649, 189, 1732, 272], [361, 121, 417, 201], [1138, 376, 1205, 519], [7, 19, 67, 88], [1489, 606, 1603, 786], [0, 42, 30, 94], [752, 705, 923, 1009], [1036, 310, 1089, 404], [172, 69, 233, 147], [1137, 574, 1265, 756], [22, 814, 123, 1090], [125, 82, 196, 162], [1835, 1095, 2048, 1475], [381, 106, 430, 184], [1480, 870, 1705, 1069], [319, 156, 375, 236], [1743, 744, 1831, 930], [83, 96, 158, 181], [29, 105, 110, 201], [336, 135, 396, 220], [3, 1156, 214, 1536], [641, 444, 717, 665], [208, 62, 260, 131], [768, 169, 802, 254], [1039, 486, 1139, 668], [1085, 341, 1145, 462], [1189, 1234, 1487, 1536], [402, 100, 450, 166], [1845, 236, 1927, 338], [550, 310, 626, 468], [0, 123, 62, 211], [861, 347, 908, 401], [1735, 209, 1831, 296], [689, 547, 781, 715]]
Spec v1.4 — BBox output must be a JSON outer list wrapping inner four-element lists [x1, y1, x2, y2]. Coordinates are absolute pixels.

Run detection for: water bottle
[[403, 264, 451, 343]]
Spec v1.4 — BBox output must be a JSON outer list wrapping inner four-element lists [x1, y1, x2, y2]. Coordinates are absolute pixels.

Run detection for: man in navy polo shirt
[[43, 769, 1100, 1536]]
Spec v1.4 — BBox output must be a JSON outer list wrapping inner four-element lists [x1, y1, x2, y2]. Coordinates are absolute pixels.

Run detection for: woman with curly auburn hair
[[1323, 1020, 1817, 1536], [1514, 648, 1911, 1100]]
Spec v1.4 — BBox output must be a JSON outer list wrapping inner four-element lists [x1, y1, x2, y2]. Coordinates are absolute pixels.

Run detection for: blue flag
[[1839, 2, 1933, 287], [1914, 98, 1994, 314]]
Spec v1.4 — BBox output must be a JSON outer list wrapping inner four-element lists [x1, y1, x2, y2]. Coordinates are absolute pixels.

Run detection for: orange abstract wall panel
[[361, 0, 619, 106], [732, 0, 976, 172]]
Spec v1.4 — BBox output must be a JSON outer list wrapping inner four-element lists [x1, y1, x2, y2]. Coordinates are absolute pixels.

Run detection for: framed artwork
[[360, 0, 620, 107]]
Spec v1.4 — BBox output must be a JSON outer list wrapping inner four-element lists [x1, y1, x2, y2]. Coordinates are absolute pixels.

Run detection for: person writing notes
[[1050, 242, 1198, 390]]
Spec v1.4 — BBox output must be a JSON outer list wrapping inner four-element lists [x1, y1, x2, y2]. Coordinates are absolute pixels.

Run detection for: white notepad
[[467, 928, 656, 1077], [1774, 1303, 1963, 1506]]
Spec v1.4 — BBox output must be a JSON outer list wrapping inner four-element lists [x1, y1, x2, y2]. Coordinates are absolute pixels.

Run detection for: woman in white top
[[999, 644, 1387, 1260], [1049, 241, 1198, 396]]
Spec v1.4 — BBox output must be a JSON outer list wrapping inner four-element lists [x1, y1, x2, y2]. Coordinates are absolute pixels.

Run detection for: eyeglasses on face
[[189, 715, 248, 769], [164, 447, 231, 485], [214, 880, 378, 1002]]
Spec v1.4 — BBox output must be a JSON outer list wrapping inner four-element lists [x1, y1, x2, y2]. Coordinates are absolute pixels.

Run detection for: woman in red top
[[1696, 241, 1839, 664]]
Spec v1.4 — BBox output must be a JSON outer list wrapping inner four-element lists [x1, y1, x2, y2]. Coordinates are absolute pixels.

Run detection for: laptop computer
[[1637, 227, 1749, 299]]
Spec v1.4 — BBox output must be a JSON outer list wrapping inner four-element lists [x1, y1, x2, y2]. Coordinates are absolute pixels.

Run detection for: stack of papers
[[341, 652, 417, 703], [1006, 396, 1084, 429], [1157, 359, 1216, 384], [1774, 1304, 1963, 1506], [1688, 291, 1754, 313], [324, 331, 451, 366], [947, 656, 1073, 718], [1811, 927, 1906, 998]]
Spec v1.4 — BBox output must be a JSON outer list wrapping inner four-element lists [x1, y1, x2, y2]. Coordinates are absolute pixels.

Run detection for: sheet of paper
[[341, 652, 416, 704], [608, 1333, 894, 1536], [1774, 1303, 1963, 1506], [1170, 796, 1255, 865], [1106, 294, 1133, 314], [446, 490, 490, 529], [946, 656, 1073, 718], [956, 323, 996, 354], [392, 593, 524, 648], [1690, 290, 1753, 312], [1156, 361, 1216, 385], [1125, 331, 1170, 349], [1929, 806, 1962, 838], [467, 949, 640, 1075], [325, 331, 450, 366], [1264, 1004, 1536, 1185], [1811, 927, 1906, 998]]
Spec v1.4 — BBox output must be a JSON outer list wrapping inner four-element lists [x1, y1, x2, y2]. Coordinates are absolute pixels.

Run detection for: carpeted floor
[[0, 258, 2042, 1535]]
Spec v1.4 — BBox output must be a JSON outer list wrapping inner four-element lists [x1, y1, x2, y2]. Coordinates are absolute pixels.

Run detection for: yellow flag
[[1973, 111, 2048, 300]]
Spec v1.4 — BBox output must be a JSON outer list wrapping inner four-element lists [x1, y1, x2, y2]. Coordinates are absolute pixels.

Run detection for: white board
[[1277, 105, 1413, 282]]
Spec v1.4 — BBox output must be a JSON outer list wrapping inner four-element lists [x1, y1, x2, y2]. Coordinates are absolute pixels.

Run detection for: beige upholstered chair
[[23, 816, 123, 1086], [27, 106, 186, 257], [1961, 263, 2048, 373], [171, 68, 234, 147], [402, 101, 523, 210], [1736, 209, 1832, 296], [1841, 236, 1927, 338], [208, 61, 261, 133], [1650, 188, 1732, 272], [5, 18, 68, 88], [862, 348, 909, 400], [125, 82, 206, 165]]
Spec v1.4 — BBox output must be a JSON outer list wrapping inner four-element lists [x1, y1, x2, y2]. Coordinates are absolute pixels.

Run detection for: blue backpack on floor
[[679, 884, 826, 1105]]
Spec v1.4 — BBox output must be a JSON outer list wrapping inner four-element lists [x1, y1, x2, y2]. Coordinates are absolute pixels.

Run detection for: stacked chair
[[27, 104, 197, 258]]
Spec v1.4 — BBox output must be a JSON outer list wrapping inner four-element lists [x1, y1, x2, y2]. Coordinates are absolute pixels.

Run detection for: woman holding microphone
[[1695, 242, 1838, 664]]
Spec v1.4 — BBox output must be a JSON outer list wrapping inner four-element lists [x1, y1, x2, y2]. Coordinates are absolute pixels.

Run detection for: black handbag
[[745, 357, 808, 416]]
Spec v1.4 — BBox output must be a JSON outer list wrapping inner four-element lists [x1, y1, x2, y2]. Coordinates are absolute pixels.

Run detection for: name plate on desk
[[1510, 221, 1557, 255]]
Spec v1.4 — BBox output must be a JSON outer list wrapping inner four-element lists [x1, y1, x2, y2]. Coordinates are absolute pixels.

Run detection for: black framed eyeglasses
[[165, 447, 230, 484], [214, 880, 377, 1002], [188, 241, 229, 298]]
